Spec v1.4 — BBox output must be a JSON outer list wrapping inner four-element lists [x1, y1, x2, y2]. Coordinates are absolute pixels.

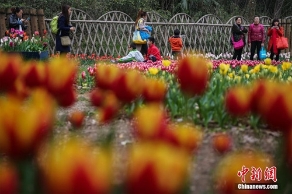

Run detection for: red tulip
[[176, 56, 209, 96]]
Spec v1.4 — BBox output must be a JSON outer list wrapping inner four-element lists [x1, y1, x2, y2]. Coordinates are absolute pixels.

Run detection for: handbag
[[60, 36, 71, 46], [276, 36, 289, 50], [133, 31, 146, 44], [231, 36, 244, 50], [259, 46, 267, 60]]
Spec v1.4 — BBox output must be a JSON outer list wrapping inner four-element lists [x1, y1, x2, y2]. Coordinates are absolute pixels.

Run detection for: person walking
[[55, 4, 76, 55]]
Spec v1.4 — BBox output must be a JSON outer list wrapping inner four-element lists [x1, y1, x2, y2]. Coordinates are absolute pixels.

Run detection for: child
[[145, 37, 161, 62], [169, 29, 183, 58], [115, 43, 144, 63]]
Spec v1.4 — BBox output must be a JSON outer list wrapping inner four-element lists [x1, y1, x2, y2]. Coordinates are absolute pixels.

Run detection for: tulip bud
[[90, 88, 104, 107], [68, 111, 85, 128], [212, 133, 232, 154]]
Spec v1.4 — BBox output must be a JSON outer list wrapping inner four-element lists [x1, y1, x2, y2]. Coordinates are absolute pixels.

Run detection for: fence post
[[37, 9, 46, 37], [30, 8, 38, 36], [0, 8, 6, 37], [23, 8, 31, 37], [5, 8, 12, 32]]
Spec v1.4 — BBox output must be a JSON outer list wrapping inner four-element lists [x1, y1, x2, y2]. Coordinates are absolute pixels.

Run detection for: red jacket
[[267, 26, 284, 54], [147, 44, 161, 60], [169, 36, 183, 51], [248, 23, 265, 43]]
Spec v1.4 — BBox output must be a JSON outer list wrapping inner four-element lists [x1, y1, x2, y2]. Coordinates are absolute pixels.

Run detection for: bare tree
[[273, 0, 285, 18]]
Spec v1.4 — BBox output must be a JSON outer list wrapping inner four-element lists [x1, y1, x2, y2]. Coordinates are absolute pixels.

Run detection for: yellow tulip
[[148, 67, 159, 75]]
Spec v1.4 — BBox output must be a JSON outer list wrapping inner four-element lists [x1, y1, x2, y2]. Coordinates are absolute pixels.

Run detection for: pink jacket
[[248, 23, 265, 43]]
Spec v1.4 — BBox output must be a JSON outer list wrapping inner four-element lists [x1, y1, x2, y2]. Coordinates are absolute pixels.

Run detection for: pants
[[270, 45, 280, 61], [140, 44, 148, 56], [171, 51, 182, 59], [250, 41, 262, 60], [232, 47, 243, 60]]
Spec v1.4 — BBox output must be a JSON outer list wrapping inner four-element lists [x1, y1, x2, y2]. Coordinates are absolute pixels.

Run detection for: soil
[[55, 93, 281, 194]]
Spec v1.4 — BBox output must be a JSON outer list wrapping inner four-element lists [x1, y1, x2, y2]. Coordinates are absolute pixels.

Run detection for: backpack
[[50, 15, 59, 34]]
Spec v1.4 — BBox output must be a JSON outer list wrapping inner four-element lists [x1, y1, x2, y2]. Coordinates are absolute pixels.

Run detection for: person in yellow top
[[169, 29, 183, 59]]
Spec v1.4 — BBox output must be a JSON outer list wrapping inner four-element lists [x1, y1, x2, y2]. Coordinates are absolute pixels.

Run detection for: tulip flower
[[90, 88, 104, 107], [225, 86, 252, 117], [148, 67, 159, 75], [212, 133, 232, 154], [282, 62, 291, 71], [253, 80, 292, 131], [240, 64, 248, 73], [214, 150, 274, 194], [68, 111, 85, 129], [142, 78, 167, 102], [176, 56, 209, 96], [95, 64, 121, 90], [167, 123, 203, 153], [39, 137, 112, 194], [0, 162, 18, 194], [45, 57, 77, 96], [0, 89, 56, 159], [0, 52, 21, 92], [112, 69, 145, 103], [96, 91, 120, 124], [55, 87, 77, 107], [133, 103, 168, 141], [126, 142, 191, 194], [21, 61, 46, 88]]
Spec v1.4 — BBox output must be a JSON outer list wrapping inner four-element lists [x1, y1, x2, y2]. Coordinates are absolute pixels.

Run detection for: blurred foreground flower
[[167, 123, 203, 153], [251, 80, 292, 131], [225, 86, 252, 117], [176, 56, 209, 96], [0, 89, 56, 159], [142, 78, 167, 102], [112, 69, 145, 103], [0, 52, 21, 92], [39, 137, 112, 194], [133, 103, 168, 141], [0, 162, 18, 194], [96, 91, 121, 124], [126, 142, 191, 194], [214, 150, 274, 194]]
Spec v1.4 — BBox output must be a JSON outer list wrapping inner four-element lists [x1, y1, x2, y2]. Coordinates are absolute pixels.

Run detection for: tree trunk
[[273, 0, 285, 19], [246, 0, 256, 23]]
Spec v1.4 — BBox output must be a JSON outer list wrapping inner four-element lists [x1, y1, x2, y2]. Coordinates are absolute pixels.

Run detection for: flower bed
[[0, 52, 292, 194]]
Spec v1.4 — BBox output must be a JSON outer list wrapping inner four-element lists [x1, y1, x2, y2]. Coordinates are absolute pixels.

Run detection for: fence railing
[[1, 8, 291, 56]]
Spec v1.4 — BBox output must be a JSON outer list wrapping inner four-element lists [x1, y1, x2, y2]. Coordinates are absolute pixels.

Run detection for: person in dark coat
[[55, 4, 75, 54], [9, 7, 28, 32], [231, 17, 248, 60]]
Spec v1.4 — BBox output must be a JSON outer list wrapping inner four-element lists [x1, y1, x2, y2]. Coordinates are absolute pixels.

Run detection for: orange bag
[[276, 36, 289, 50]]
